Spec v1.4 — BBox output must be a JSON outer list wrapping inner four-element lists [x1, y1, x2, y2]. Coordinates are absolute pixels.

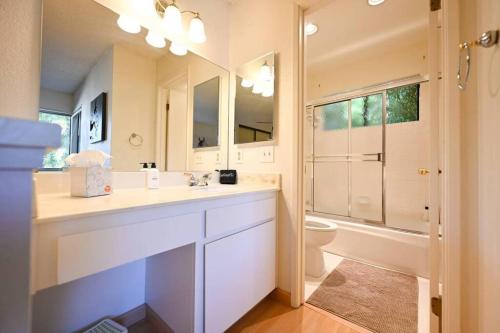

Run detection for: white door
[[166, 84, 187, 171]]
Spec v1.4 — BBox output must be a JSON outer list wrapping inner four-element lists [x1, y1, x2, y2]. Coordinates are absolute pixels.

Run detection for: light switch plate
[[260, 146, 274, 163], [235, 150, 244, 164]]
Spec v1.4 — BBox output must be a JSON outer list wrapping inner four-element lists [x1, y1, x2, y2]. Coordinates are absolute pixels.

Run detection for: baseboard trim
[[270, 288, 292, 306], [113, 303, 174, 333], [114, 304, 146, 328], [145, 304, 174, 333]]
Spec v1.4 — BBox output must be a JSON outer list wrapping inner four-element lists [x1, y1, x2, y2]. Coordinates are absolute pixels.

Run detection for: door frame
[[292, 1, 462, 332], [155, 73, 188, 171]]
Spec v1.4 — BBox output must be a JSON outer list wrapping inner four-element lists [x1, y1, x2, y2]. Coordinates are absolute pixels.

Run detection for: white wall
[[459, 0, 479, 331], [32, 260, 146, 333], [111, 44, 157, 171], [0, 0, 43, 121], [73, 47, 114, 157], [307, 39, 428, 101], [228, 0, 300, 293], [476, 0, 500, 331], [39, 88, 74, 115]]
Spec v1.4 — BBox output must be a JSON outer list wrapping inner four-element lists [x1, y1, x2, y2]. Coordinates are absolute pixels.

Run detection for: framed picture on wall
[[89, 92, 107, 144]]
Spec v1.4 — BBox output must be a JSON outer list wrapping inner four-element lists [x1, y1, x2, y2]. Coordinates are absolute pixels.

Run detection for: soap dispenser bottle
[[147, 162, 160, 189]]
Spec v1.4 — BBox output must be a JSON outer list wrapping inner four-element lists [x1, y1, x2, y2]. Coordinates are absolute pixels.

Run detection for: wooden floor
[[127, 297, 370, 333], [227, 297, 371, 333]]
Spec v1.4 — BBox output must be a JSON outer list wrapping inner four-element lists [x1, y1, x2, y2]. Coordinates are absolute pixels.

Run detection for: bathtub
[[306, 215, 429, 278]]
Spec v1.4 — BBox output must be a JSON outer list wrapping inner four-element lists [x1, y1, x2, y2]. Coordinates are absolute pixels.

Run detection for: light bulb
[[117, 15, 141, 34], [163, 3, 183, 36], [169, 41, 188, 56], [262, 84, 274, 97], [259, 62, 273, 82], [145, 30, 166, 48], [188, 16, 207, 43], [252, 83, 264, 94], [241, 79, 253, 88]]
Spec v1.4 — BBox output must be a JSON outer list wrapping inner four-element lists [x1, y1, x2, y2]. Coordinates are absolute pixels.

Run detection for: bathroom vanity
[[32, 182, 279, 332]]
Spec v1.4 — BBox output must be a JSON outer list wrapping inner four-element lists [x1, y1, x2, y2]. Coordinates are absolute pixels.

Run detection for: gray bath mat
[[307, 259, 418, 333]]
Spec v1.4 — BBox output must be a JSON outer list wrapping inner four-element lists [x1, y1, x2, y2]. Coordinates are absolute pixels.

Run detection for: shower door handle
[[418, 168, 430, 175]]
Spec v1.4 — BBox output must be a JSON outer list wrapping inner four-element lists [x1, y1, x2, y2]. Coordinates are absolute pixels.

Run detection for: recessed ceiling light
[[305, 23, 318, 36], [368, 0, 385, 5]]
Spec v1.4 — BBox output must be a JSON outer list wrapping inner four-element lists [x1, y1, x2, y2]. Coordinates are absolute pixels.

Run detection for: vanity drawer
[[205, 197, 276, 238], [57, 213, 203, 284]]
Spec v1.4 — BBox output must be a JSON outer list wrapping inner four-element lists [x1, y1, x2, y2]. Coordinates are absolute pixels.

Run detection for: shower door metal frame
[[308, 75, 428, 227]]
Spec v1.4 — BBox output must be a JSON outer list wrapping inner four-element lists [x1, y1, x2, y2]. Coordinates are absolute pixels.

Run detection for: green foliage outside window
[[39, 111, 71, 169], [351, 93, 383, 127], [386, 84, 420, 124]]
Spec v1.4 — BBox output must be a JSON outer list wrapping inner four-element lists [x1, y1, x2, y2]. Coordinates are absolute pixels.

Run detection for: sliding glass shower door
[[312, 94, 384, 222]]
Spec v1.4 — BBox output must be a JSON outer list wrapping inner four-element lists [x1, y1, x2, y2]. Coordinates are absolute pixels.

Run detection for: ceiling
[[41, 0, 168, 94], [305, 0, 428, 70]]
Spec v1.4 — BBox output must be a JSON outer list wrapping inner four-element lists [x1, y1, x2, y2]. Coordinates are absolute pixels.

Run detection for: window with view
[[38, 111, 71, 169], [386, 84, 420, 124]]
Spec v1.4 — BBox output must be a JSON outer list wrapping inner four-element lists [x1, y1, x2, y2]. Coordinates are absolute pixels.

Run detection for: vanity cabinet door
[[204, 220, 276, 333]]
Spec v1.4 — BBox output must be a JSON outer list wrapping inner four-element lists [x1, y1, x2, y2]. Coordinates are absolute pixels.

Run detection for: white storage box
[[69, 166, 112, 197]]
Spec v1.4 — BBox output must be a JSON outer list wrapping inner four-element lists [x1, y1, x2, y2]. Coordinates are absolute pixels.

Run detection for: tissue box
[[69, 166, 113, 197]]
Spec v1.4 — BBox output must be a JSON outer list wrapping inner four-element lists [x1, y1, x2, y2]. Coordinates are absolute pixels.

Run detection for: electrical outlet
[[195, 154, 203, 164], [260, 146, 274, 163], [215, 152, 220, 163]]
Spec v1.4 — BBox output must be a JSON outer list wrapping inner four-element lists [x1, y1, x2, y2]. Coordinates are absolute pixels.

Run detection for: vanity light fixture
[[368, 0, 385, 5], [169, 41, 188, 56], [252, 83, 264, 94], [259, 61, 273, 82], [241, 79, 253, 88], [117, 15, 141, 34], [262, 85, 274, 97], [162, 2, 183, 36], [146, 30, 166, 48], [189, 14, 207, 43], [116, 0, 207, 56], [305, 23, 318, 36]]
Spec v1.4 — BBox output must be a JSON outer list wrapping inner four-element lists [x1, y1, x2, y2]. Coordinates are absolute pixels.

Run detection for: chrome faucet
[[185, 172, 212, 187]]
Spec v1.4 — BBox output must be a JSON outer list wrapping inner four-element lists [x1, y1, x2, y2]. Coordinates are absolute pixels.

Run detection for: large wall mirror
[[38, 0, 229, 172], [234, 52, 276, 144]]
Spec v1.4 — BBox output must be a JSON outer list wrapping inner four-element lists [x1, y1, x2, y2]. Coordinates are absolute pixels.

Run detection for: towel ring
[[458, 30, 499, 90], [457, 42, 471, 90], [128, 133, 143, 147]]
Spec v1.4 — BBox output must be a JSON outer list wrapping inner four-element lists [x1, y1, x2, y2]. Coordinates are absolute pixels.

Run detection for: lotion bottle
[[147, 162, 160, 189]]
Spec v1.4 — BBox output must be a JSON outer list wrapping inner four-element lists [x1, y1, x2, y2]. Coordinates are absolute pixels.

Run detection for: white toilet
[[305, 218, 338, 278]]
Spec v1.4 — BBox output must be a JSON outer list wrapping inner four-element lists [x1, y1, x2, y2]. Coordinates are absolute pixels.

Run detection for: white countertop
[[34, 184, 279, 224]]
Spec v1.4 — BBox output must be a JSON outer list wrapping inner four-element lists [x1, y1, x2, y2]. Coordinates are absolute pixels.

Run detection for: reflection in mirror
[[193, 76, 220, 148], [305, 0, 430, 233], [234, 53, 275, 144], [38, 0, 229, 172]]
